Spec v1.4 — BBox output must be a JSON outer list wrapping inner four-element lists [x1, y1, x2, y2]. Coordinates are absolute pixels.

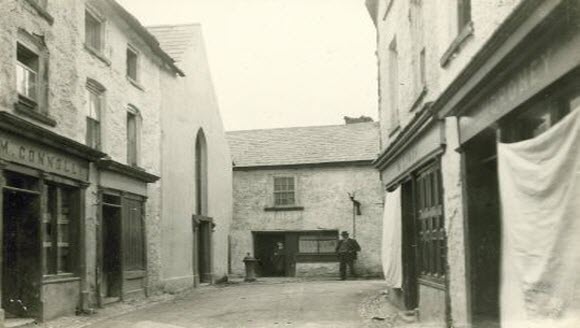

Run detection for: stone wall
[[231, 165, 383, 277]]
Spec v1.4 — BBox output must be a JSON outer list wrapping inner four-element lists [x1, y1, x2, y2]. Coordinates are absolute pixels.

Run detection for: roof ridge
[[227, 121, 377, 134]]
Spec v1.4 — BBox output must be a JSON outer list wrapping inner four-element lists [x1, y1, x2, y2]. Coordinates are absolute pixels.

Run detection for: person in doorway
[[271, 242, 286, 276], [336, 231, 361, 280]]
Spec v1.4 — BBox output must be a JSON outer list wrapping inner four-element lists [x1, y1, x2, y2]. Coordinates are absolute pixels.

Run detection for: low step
[[5, 318, 36, 328]]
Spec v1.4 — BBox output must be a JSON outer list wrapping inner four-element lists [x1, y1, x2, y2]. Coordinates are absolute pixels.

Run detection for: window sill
[[418, 276, 446, 290], [84, 44, 111, 66], [25, 0, 54, 25], [295, 253, 338, 263], [440, 21, 474, 67], [409, 87, 428, 112], [388, 124, 400, 138], [264, 206, 304, 212], [43, 274, 80, 285], [127, 77, 145, 91], [14, 97, 57, 127]]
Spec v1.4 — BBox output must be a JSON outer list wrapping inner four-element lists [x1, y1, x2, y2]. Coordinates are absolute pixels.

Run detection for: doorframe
[[192, 215, 214, 285]]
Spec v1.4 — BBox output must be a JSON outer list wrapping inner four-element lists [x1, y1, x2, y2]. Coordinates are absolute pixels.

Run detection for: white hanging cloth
[[381, 186, 402, 288], [498, 108, 580, 328]]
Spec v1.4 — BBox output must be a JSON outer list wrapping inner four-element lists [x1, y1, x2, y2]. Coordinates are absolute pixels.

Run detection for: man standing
[[336, 231, 361, 280]]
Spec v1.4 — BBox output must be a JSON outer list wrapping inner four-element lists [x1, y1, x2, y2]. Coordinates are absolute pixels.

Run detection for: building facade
[[0, 0, 231, 325], [228, 122, 383, 278], [366, 0, 580, 327]]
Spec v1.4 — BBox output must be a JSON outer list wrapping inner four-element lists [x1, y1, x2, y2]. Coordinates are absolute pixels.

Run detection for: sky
[[117, 0, 378, 131]]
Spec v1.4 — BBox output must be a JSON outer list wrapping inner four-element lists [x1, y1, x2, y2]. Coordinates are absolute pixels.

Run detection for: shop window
[[126, 105, 141, 167], [86, 80, 104, 149], [123, 198, 145, 271], [85, 8, 104, 53], [298, 232, 338, 254], [126, 46, 139, 82], [416, 163, 446, 281], [273, 177, 296, 206], [44, 185, 78, 275]]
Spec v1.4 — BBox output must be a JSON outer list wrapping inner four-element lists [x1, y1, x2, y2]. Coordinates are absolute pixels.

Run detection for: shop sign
[[0, 131, 89, 181], [380, 123, 443, 186]]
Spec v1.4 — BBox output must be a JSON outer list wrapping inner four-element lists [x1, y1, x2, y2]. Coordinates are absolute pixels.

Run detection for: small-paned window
[[416, 163, 446, 281], [44, 185, 78, 275], [86, 81, 104, 149], [457, 0, 472, 32], [273, 177, 295, 206], [85, 9, 103, 52], [16, 44, 40, 102], [126, 46, 139, 81], [298, 232, 338, 254]]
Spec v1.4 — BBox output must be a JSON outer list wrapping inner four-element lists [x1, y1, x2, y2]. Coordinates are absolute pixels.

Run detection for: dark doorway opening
[[464, 128, 501, 328], [101, 201, 122, 303], [2, 188, 41, 319], [197, 220, 212, 283], [401, 179, 419, 310], [254, 232, 287, 277]]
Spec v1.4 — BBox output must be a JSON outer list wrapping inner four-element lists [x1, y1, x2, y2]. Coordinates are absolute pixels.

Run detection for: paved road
[[85, 279, 387, 328]]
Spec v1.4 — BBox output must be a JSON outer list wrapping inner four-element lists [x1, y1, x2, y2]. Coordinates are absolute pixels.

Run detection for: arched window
[[195, 129, 208, 215]]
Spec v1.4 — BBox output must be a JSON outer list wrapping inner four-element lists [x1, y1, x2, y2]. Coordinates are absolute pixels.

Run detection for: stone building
[[366, 0, 580, 327], [0, 0, 231, 325], [227, 121, 383, 278]]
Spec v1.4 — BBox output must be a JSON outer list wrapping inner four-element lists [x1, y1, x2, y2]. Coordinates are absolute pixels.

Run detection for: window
[[298, 232, 338, 254], [127, 106, 140, 166], [126, 46, 139, 82], [16, 44, 40, 102], [44, 185, 78, 275], [85, 9, 104, 52], [416, 163, 446, 281], [123, 197, 146, 271], [273, 177, 296, 206], [388, 38, 399, 131], [86, 80, 104, 149], [457, 0, 472, 32]]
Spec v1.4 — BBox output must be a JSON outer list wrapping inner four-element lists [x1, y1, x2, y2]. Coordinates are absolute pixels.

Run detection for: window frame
[[126, 44, 140, 84], [297, 232, 339, 255], [84, 6, 106, 55], [86, 79, 105, 150], [126, 105, 141, 167]]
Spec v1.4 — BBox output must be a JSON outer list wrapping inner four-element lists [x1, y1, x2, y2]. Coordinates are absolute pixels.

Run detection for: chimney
[[344, 115, 374, 124]]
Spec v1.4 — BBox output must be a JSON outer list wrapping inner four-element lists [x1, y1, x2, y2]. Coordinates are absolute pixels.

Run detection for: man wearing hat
[[335, 231, 361, 280]]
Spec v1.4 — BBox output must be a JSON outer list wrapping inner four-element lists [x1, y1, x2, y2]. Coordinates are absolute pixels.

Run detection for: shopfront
[[0, 112, 104, 322], [96, 160, 158, 305], [434, 1, 580, 326], [375, 112, 447, 324]]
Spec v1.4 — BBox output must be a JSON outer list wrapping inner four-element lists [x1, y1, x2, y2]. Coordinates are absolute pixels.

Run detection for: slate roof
[[147, 24, 199, 62], [227, 122, 380, 168]]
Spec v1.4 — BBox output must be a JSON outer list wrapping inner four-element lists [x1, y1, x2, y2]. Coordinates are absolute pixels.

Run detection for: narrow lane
[[85, 280, 386, 328]]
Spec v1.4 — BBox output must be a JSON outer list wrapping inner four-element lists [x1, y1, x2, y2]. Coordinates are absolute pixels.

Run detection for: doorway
[[197, 220, 212, 283], [401, 179, 419, 310], [254, 232, 287, 277], [2, 188, 41, 319], [464, 128, 501, 328], [100, 197, 122, 303]]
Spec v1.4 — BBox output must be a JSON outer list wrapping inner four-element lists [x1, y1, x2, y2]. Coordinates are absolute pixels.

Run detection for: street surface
[[83, 279, 389, 328]]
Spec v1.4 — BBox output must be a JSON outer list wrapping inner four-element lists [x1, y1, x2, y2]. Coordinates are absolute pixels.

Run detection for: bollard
[[243, 253, 258, 282]]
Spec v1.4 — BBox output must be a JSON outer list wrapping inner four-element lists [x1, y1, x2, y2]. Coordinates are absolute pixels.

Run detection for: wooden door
[[401, 180, 419, 310]]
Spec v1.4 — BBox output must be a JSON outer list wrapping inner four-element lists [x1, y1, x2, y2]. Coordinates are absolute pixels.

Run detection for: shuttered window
[[416, 163, 446, 280], [123, 198, 145, 271]]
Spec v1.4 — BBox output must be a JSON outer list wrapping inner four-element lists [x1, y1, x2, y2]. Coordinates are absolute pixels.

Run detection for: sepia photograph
[[0, 0, 579, 327]]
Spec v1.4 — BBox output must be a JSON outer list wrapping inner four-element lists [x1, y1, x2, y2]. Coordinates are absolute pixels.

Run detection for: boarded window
[[416, 163, 446, 280], [123, 198, 145, 271], [85, 9, 103, 51], [298, 232, 338, 254], [274, 177, 296, 206]]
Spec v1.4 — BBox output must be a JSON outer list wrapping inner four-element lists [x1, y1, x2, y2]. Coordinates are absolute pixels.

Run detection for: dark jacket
[[336, 238, 361, 259]]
